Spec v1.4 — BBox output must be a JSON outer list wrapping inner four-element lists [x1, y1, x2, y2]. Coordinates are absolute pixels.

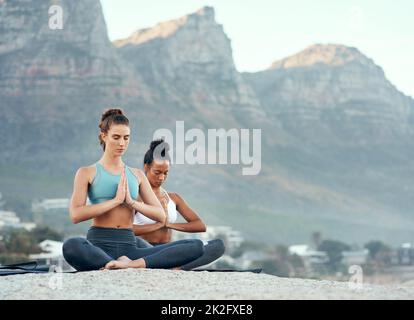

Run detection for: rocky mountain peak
[[194, 6, 215, 20], [114, 6, 217, 48], [0, 0, 112, 56], [113, 5, 264, 123], [245, 43, 413, 144], [270, 44, 372, 70]]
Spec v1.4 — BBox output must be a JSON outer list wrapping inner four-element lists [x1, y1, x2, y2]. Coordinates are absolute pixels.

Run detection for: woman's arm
[[132, 223, 165, 236], [166, 193, 206, 233], [69, 167, 125, 224], [126, 169, 166, 223]]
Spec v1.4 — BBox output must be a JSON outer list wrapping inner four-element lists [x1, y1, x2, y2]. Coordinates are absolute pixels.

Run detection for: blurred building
[[393, 243, 414, 265], [0, 210, 20, 224], [0, 210, 37, 231], [32, 198, 69, 212], [234, 250, 269, 269], [341, 249, 369, 266], [288, 244, 328, 267]]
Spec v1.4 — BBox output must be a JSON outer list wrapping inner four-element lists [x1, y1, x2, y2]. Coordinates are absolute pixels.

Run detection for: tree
[[31, 226, 63, 243], [318, 240, 351, 272], [364, 240, 391, 266], [4, 226, 63, 254], [364, 241, 390, 259], [273, 245, 289, 260], [0, 225, 63, 265], [229, 241, 262, 258], [5, 230, 41, 255], [0, 253, 30, 265], [0, 241, 6, 254], [312, 232, 322, 249]]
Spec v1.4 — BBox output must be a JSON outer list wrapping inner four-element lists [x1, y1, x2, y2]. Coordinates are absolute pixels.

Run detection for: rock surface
[[1, 269, 413, 300]]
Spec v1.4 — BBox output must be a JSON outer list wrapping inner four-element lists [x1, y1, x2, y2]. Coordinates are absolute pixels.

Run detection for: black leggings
[[62, 226, 204, 271], [135, 237, 225, 270]]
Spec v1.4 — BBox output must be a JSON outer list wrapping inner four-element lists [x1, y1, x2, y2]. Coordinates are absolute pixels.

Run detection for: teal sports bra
[[88, 162, 140, 204]]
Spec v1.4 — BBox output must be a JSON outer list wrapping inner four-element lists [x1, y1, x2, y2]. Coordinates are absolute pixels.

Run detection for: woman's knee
[[208, 239, 226, 256], [62, 237, 85, 257], [189, 239, 205, 257]]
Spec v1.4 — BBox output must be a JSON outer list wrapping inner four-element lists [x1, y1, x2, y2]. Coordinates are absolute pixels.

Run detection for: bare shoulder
[[76, 165, 96, 184], [129, 167, 145, 184], [168, 192, 185, 204]]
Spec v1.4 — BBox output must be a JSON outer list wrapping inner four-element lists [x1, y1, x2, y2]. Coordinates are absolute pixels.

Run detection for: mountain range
[[0, 0, 413, 245]]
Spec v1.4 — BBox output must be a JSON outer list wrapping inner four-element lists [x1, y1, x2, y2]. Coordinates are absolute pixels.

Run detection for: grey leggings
[[62, 227, 204, 271], [135, 237, 225, 271]]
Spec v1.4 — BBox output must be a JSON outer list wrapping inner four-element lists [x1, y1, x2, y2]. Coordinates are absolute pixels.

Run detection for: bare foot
[[105, 256, 131, 270], [117, 255, 132, 263]]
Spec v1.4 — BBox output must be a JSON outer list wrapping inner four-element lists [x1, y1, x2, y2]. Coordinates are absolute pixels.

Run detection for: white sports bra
[[133, 191, 178, 225]]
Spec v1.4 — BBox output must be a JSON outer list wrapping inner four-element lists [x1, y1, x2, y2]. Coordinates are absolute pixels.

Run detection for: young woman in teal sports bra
[[62, 109, 204, 271]]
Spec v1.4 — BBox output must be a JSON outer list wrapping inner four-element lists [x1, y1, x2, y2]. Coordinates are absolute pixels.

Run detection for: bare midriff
[[92, 203, 134, 229], [141, 227, 172, 244]]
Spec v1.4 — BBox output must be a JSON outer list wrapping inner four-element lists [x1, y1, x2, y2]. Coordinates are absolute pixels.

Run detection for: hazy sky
[[101, 0, 414, 97]]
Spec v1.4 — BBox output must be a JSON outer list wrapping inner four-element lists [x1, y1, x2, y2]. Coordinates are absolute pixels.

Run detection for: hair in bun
[[144, 139, 171, 165], [101, 108, 124, 122], [98, 108, 129, 151]]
